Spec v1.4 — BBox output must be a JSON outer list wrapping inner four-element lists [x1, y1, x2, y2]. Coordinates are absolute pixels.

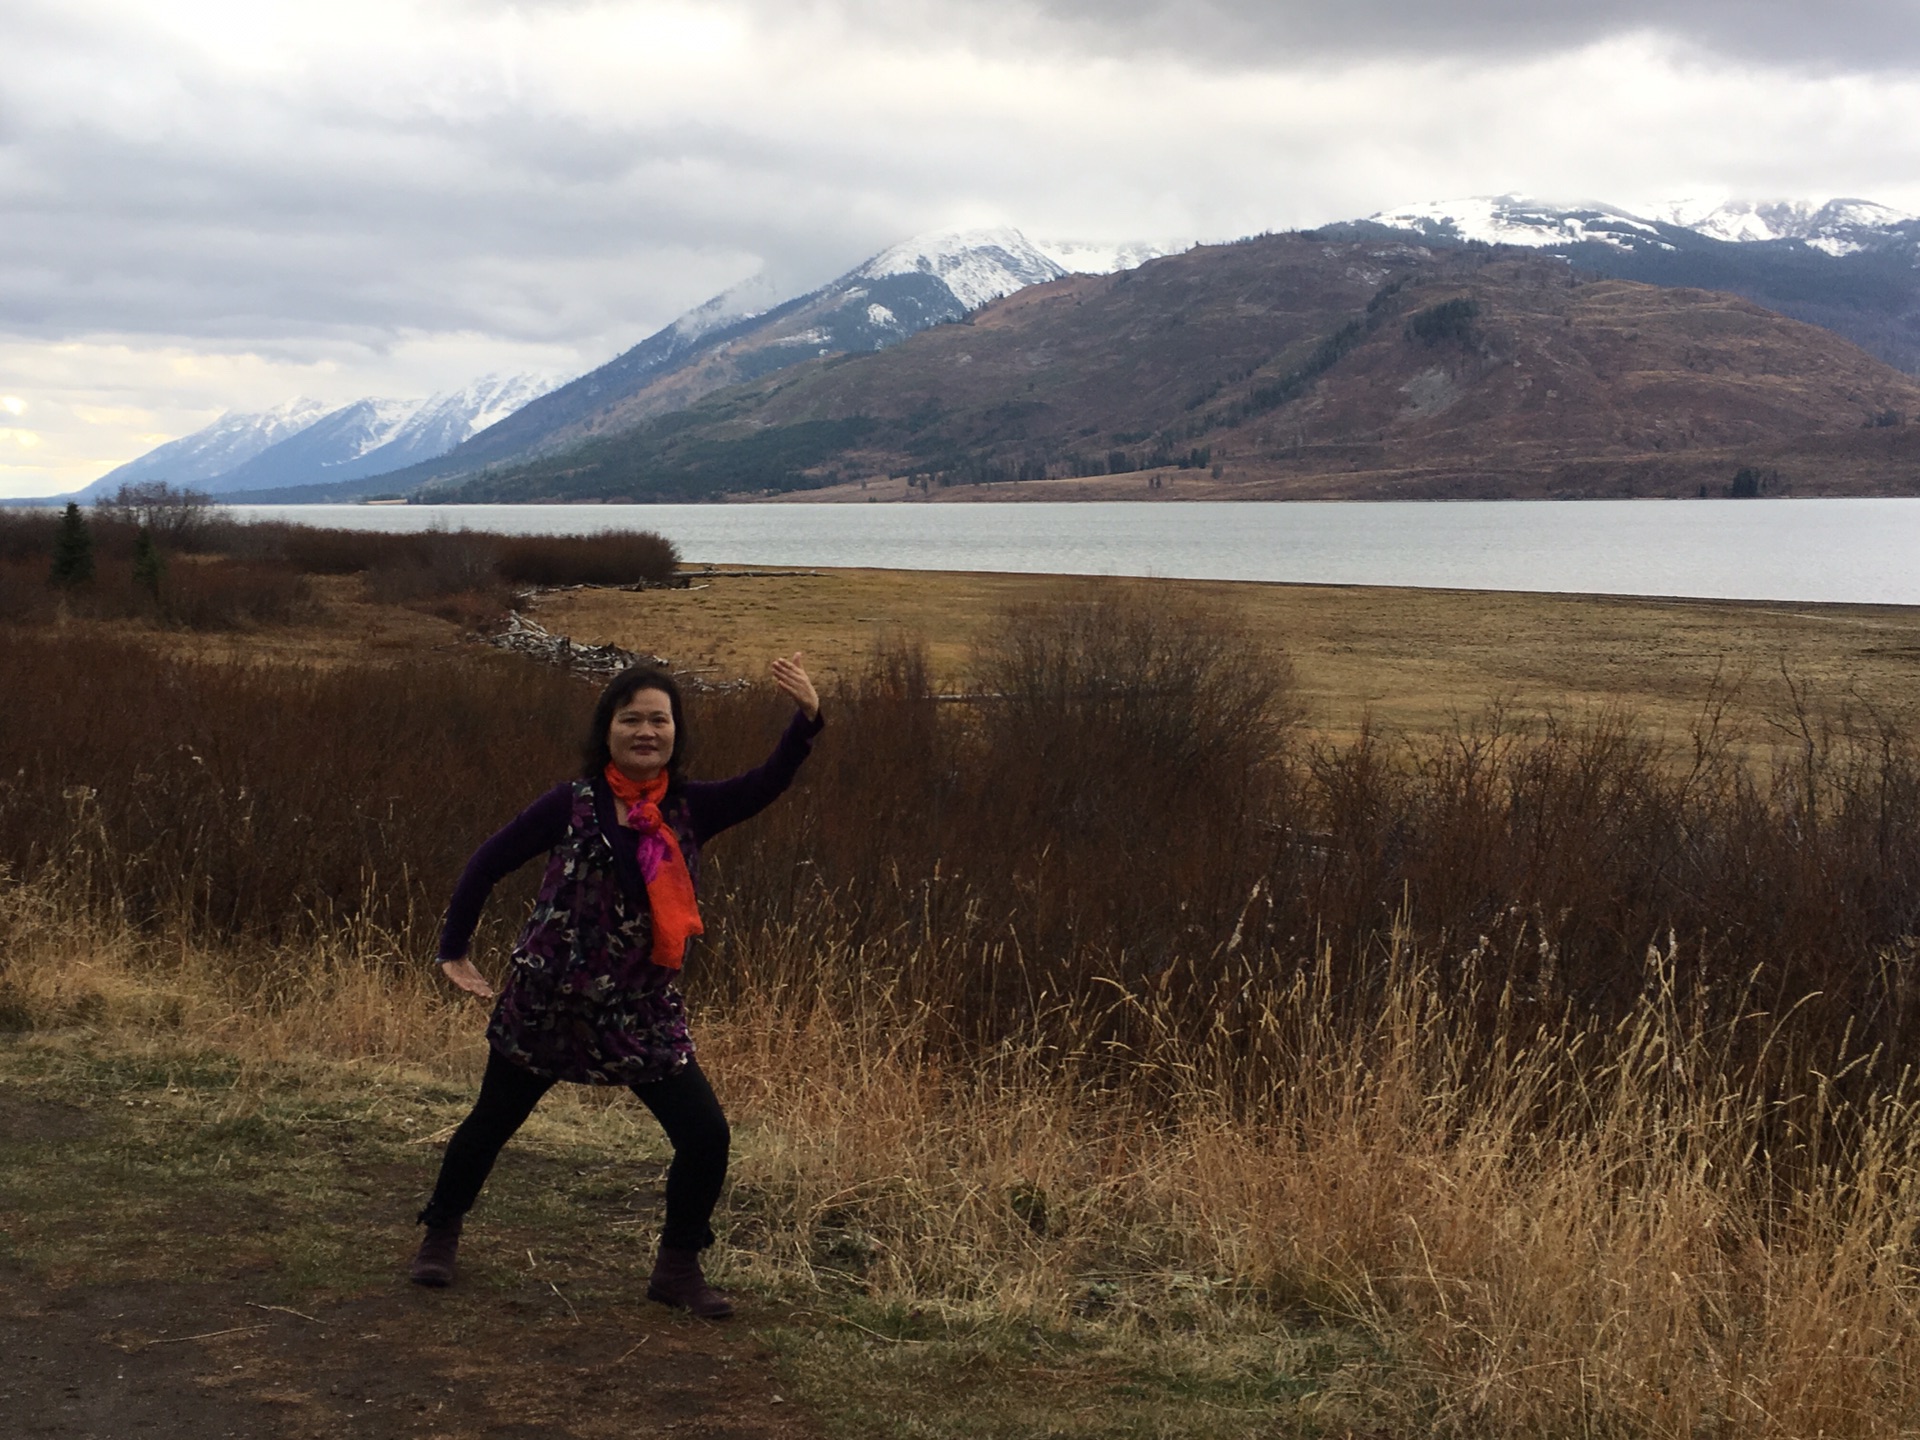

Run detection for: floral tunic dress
[[435, 710, 823, 1087]]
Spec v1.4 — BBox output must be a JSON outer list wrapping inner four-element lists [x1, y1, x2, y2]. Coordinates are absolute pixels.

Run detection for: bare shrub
[[93, 482, 219, 549], [361, 531, 505, 605], [160, 559, 314, 629], [16, 516, 679, 625], [0, 631, 583, 972], [496, 530, 679, 587], [0, 560, 55, 623], [0, 508, 57, 562]]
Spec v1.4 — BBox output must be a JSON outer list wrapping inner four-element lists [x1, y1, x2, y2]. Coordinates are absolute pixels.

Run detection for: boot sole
[[647, 1283, 732, 1318]]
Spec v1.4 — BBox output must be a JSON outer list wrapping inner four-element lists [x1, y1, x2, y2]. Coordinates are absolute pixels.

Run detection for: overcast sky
[[5, 0, 1919, 496]]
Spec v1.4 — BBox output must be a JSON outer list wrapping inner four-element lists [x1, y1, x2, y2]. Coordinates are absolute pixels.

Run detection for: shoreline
[[670, 560, 1920, 615], [533, 563, 1920, 743]]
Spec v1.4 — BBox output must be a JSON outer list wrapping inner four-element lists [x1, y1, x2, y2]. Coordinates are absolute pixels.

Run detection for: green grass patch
[[0, 1031, 1393, 1439], [756, 1298, 1393, 1438]]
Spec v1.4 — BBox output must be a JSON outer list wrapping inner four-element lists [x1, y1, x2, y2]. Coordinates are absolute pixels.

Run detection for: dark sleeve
[[435, 783, 573, 962], [682, 709, 824, 844]]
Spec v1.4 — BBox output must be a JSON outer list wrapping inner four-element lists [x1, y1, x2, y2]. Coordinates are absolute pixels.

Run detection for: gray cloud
[[6, 0, 1914, 362], [5, 0, 1920, 497], [774, 0, 1920, 72], [2, 115, 881, 363]]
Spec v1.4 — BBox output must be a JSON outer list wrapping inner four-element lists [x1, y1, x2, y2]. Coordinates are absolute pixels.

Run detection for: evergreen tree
[[49, 502, 94, 587], [132, 524, 165, 601]]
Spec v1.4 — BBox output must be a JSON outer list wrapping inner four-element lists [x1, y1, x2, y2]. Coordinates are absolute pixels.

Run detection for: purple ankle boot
[[409, 1219, 462, 1287], [646, 1245, 733, 1319]]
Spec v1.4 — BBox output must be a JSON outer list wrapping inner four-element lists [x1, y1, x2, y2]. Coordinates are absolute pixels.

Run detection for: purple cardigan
[[436, 709, 824, 962]]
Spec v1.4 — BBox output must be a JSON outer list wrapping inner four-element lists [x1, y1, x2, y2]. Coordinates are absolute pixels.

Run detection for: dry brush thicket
[[0, 508, 679, 628], [4, 590, 1920, 1436]]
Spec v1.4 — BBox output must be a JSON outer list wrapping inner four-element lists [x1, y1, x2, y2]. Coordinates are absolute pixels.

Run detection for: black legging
[[418, 1048, 730, 1251]]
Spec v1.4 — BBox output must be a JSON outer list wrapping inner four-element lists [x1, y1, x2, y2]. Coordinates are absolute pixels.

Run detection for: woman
[[410, 655, 822, 1318]]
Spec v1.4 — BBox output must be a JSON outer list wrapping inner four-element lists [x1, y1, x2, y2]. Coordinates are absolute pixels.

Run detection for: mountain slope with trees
[[426, 234, 1920, 503], [363, 230, 1167, 497], [1330, 196, 1920, 376]]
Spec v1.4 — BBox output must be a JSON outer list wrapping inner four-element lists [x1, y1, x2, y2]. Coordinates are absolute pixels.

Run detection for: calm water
[[227, 500, 1920, 606]]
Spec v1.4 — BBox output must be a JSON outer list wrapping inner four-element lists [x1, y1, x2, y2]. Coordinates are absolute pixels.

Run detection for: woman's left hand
[[771, 653, 820, 720]]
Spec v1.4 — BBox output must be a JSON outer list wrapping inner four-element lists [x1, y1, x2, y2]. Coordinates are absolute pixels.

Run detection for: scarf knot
[[602, 764, 704, 969]]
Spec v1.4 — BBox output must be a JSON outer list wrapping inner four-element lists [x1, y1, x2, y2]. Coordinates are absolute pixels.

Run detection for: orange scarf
[[602, 764, 705, 970]]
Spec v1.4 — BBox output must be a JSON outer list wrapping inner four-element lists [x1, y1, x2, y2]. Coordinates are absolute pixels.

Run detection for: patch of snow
[[1370, 193, 1919, 259], [433, 372, 559, 438], [82, 397, 333, 495], [669, 271, 788, 346], [866, 303, 898, 327], [1645, 197, 1917, 247], [349, 397, 430, 458], [1366, 195, 1661, 251], [1032, 238, 1194, 274], [856, 227, 1067, 311], [92, 372, 564, 496]]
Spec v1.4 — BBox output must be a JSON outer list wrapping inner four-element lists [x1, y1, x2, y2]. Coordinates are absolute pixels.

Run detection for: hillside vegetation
[[431, 235, 1920, 503]]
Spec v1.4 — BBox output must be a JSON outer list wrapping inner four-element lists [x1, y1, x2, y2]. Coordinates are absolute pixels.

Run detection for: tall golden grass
[[4, 587, 1920, 1435], [8, 873, 1916, 1436]]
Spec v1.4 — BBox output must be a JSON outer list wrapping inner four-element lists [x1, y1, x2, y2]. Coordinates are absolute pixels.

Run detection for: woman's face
[[607, 687, 676, 781]]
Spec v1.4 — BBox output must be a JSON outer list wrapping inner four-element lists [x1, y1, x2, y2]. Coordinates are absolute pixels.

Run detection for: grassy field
[[540, 566, 1920, 739], [8, 536, 1920, 1440], [0, 913, 1401, 1440]]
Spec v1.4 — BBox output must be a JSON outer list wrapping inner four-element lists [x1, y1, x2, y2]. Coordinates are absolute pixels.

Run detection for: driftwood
[[676, 567, 830, 580], [485, 611, 750, 692]]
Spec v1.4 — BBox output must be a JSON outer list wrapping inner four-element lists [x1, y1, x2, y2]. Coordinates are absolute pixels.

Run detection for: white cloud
[[5, 1, 1920, 495]]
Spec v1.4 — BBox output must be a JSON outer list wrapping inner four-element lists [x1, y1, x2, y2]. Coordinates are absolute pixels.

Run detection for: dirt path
[[0, 1269, 813, 1440], [0, 1079, 819, 1440]]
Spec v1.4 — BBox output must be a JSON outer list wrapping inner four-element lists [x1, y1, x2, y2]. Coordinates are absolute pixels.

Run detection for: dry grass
[[538, 566, 1920, 741], [8, 880, 1919, 1438], [702, 950, 1920, 1438], [9, 562, 1920, 1437]]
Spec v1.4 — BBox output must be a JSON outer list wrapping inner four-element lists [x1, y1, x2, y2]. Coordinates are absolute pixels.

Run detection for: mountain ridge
[[357, 228, 1188, 498], [56, 376, 555, 504], [1334, 194, 1920, 375], [46, 198, 1920, 506], [424, 234, 1920, 505]]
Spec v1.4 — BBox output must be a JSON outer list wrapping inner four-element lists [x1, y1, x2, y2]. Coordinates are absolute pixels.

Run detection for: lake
[[226, 499, 1920, 606]]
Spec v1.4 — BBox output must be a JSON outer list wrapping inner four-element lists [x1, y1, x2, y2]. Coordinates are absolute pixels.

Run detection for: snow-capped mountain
[[1646, 198, 1920, 256], [84, 374, 557, 498], [1343, 193, 1920, 376], [394, 227, 1187, 493], [1035, 238, 1194, 275], [1360, 194, 1920, 259], [654, 271, 791, 355], [79, 227, 1193, 504], [855, 227, 1068, 310], [1364, 196, 1677, 251], [201, 397, 425, 495], [76, 398, 334, 500]]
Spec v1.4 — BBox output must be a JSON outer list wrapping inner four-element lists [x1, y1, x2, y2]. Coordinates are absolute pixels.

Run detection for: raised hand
[[770, 653, 820, 720]]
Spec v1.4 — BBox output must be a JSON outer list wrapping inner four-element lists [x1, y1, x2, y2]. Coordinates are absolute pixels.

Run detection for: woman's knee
[[676, 1104, 730, 1161], [644, 1073, 730, 1160]]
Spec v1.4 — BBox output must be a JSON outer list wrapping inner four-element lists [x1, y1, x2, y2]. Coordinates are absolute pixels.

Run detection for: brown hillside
[[454, 235, 1920, 501]]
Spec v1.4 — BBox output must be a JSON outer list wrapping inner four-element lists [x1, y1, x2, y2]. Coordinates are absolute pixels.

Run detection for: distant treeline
[[0, 491, 678, 629]]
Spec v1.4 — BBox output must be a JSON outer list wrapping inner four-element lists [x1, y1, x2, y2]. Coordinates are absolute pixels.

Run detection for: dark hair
[[582, 665, 688, 785]]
